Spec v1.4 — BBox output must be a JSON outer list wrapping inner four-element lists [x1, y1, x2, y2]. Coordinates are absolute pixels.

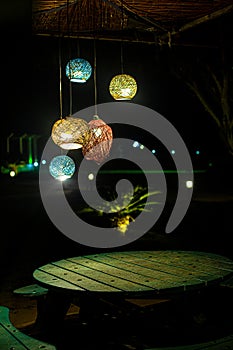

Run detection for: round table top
[[33, 250, 233, 295]]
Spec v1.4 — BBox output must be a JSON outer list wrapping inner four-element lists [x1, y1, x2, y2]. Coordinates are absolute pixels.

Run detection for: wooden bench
[[13, 284, 49, 298], [13, 284, 49, 327], [13, 284, 79, 324], [0, 306, 57, 349]]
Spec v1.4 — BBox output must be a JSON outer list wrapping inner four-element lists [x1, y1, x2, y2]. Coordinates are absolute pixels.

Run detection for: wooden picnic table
[[32, 250, 233, 337], [33, 250, 233, 296]]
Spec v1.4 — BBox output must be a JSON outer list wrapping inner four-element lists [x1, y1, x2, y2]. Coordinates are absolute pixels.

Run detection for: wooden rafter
[[32, 0, 233, 46]]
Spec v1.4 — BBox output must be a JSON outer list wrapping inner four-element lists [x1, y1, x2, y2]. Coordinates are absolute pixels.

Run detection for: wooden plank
[[81, 254, 210, 282], [123, 257, 228, 280], [67, 257, 181, 289], [13, 284, 48, 297], [68, 256, 203, 290], [0, 306, 56, 350], [10, 327, 56, 349], [33, 269, 86, 291], [0, 306, 25, 349], [131, 250, 233, 271], [166, 252, 233, 272], [52, 260, 154, 292], [84, 250, 233, 289], [33, 251, 233, 295], [37, 263, 123, 292], [95, 253, 214, 284], [106, 250, 233, 265], [189, 250, 233, 264], [0, 327, 26, 350], [116, 251, 233, 278]]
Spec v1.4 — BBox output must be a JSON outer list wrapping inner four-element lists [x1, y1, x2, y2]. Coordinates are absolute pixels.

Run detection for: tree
[[167, 46, 233, 158]]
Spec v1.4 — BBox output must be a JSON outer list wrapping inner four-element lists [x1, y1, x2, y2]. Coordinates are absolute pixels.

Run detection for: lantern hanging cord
[[77, 38, 80, 56], [58, 36, 64, 155], [94, 39, 98, 116], [69, 73, 72, 116], [59, 36, 63, 120], [120, 42, 124, 74], [57, 7, 63, 120], [67, 0, 73, 116], [120, 0, 124, 74]]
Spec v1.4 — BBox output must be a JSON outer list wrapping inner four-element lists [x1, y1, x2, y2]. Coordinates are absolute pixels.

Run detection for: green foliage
[[78, 185, 161, 233]]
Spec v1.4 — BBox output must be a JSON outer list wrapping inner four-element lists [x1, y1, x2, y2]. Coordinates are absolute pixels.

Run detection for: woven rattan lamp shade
[[49, 155, 75, 181], [66, 58, 92, 83], [82, 116, 113, 164], [109, 74, 137, 100], [51, 116, 91, 150]]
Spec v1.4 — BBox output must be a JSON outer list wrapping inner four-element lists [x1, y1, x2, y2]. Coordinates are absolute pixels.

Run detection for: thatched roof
[[32, 0, 233, 46]]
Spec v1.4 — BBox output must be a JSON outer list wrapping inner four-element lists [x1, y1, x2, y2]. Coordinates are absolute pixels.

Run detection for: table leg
[[35, 290, 72, 342], [77, 294, 102, 323]]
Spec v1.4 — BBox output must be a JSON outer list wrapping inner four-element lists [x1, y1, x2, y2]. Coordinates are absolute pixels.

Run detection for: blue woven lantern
[[49, 155, 75, 181], [66, 58, 92, 83]]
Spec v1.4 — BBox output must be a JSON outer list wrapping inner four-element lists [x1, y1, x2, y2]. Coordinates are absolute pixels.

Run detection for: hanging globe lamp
[[49, 155, 75, 181], [82, 115, 113, 164], [66, 58, 92, 83], [109, 74, 137, 100], [51, 116, 91, 150]]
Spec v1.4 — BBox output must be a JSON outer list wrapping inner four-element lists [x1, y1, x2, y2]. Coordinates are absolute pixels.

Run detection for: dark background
[[1, 1, 232, 257], [0, 4, 232, 349], [2, 5, 232, 166]]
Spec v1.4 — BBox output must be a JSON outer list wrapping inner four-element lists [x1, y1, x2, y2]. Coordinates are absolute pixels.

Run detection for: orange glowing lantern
[[82, 116, 113, 164]]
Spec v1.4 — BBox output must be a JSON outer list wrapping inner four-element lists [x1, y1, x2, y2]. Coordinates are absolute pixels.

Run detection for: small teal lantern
[[49, 155, 75, 181], [66, 58, 92, 83]]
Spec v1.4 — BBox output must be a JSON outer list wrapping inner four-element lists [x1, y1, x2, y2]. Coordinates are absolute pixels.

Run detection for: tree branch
[[207, 65, 222, 95], [186, 80, 221, 128]]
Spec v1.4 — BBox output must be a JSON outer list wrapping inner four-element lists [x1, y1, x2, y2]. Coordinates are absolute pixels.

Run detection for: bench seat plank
[[0, 306, 56, 350], [0, 326, 26, 350], [13, 284, 48, 297]]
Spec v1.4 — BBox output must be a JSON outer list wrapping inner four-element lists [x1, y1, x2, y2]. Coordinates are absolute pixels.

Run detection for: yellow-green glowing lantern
[[51, 116, 91, 150], [109, 74, 137, 100], [49, 155, 75, 181]]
